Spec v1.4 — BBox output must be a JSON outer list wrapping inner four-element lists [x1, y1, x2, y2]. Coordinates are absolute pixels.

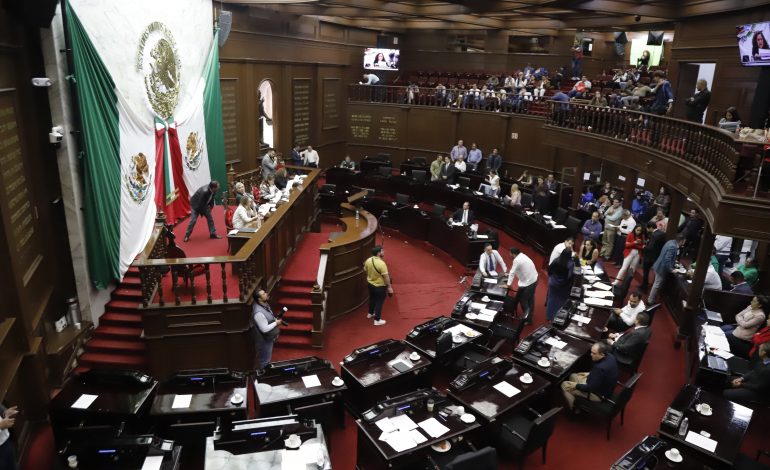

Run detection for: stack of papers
[[584, 297, 614, 307], [376, 415, 429, 452], [582, 266, 594, 275], [553, 224, 567, 229], [592, 282, 613, 291], [476, 234, 489, 239], [483, 278, 498, 284], [572, 314, 592, 324], [470, 302, 487, 310], [703, 325, 730, 351], [493, 381, 521, 397], [685, 431, 718, 452], [584, 290, 614, 298], [476, 313, 496, 322], [544, 337, 567, 349]]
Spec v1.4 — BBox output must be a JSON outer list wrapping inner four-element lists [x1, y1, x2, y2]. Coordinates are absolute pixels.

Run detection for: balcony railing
[[348, 84, 549, 116], [542, 101, 739, 194]]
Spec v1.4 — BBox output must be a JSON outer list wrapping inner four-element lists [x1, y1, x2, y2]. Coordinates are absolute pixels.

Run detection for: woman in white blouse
[[508, 183, 522, 207], [723, 296, 768, 357], [232, 195, 259, 229], [260, 174, 279, 200]]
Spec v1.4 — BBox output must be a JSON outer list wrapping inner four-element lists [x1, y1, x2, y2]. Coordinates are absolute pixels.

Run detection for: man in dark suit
[[678, 209, 703, 258], [648, 234, 685, 304], [440, 156, 457, 184], [684, 79, 711, 123], [452, 201, 475, 225], [641, 222, 666, 290], [607, 312, 652, 366], [724, 342, 770, 404], [561, 342, 618, 411], [184, 181, 221, 242], [0, 404, 19, 470], [730, 271, 754, 294], [486, 148, 502, 173]]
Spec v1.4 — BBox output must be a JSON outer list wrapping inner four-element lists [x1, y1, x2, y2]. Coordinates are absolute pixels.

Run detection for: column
[[666, 190, 684, 239], [571, 155, 586, 209], [683, 224, 714, 349]]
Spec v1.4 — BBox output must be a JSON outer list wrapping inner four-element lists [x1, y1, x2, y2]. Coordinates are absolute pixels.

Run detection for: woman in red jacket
[[614, 224, 646, 285], [748, 296, 770, 361]]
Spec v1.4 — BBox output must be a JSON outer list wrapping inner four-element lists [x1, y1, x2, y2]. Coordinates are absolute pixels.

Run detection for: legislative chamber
[[1, 0, 770, 469]]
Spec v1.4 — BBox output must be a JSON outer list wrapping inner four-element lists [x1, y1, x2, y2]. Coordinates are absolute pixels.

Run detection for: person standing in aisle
[[364, 246, 393, 326]]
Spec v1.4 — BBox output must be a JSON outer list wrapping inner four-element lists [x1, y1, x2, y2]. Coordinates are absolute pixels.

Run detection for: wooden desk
[[405, 316, 486, 362], [611, 435, 716, 470], [448, 361, 551, 423], [556, 306, 612, 342], [254, 366, 346, 428], [204, 423, 331, 470], [320, 203, 378, 321], [658, 385, 753, 468], [55, 435, 181, 470], [149, 376, 247, 443], [49, 372, 158, 448], [512, 326, 593, 381], [355, 394, 481, 470], [450, 292, 505, 330], [340, 340, 432, 415], [470, 271, 509, 299]]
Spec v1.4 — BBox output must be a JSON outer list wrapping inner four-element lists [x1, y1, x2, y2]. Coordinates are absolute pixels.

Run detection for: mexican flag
[[66, 1, 226, 289]]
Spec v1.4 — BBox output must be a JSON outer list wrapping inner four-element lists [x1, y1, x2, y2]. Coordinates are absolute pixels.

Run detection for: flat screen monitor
[[629, 40, 663, 67], [363, 48, 399, 71], [737, 22, 770, 66]]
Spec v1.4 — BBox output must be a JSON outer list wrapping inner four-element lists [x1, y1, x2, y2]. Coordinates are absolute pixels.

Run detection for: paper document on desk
[[172, 394, 193, 409], [583, 275, 601, 283], [300, 443, 322, 464], [282, 450, 306, 469], [141, 456, 164, 470], [452, 222, 464, 227], [545, 337, 567, 349], [483, 277, 498, 284], [375, 417, 397, 433], [582, 266, 594, 274], [477, 313, 496, 323], [712, 348, 733, 359], [476, 234, 489, 239], [493, 381, 521, 398], [474, 191, 484, 196], [584, 297, 614, 307], [592, 282, 613, 291], [383, 430, 419, 452], [71, 394, 98, 409], [302, 374, 322, 388], [553, 224, 567, 229], [572, 314, 592, 324], [390, 414, 419, 432], [584, 290, 614, 298], [408, 429, 428, 444], [470, 302, 487, 310], [525, 211, 534, 216], [685, 431, 718, 452], [703, 325, 730, 351], [418, 418, 450, 438]]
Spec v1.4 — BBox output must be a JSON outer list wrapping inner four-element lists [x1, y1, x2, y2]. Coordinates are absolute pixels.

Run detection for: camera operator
[[252, 288, 284, 372]]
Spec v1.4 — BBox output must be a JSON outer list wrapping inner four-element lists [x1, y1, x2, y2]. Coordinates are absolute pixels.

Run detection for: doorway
[[673, 62, 715, 124], [258, 80, 275, 149]]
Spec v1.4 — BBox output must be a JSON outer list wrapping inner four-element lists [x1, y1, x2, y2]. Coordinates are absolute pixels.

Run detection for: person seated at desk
[[730, 271, 754, 295], [233, 182, 250, 205], [722, 296, 770, 359], [479, 243, 507, 277], [517, 170, 533, 187], [260, 174, 280, 200], [478, 170, 500, 197], [506, 183, 522, 207], [561, 342, 618, 412], [724, 342, 770, 404], [606, 312, 652, 367], [232, 195, 260, 230], [748, 314, 770, 362], [340, 155, 356, 170], [736, 258, 759, 287], [441, 156, 457, 184], [274, 167, 288, 190], [605, 291, 646, 333], [686, 262, 722, 292], [507, 247, 539, 323], [580, 239, 599, 267], [544, 174, 558, 193], [430, 154, 443, 182], [452, 201, 474, 225], [581, 211, 603, 245], [454, 155, 467, 174]]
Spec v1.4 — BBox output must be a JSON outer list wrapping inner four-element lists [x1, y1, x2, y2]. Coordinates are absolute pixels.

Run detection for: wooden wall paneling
[[503, 115, 556, 176], [405, 107, 455, 155], [456, 112, 507, 157]]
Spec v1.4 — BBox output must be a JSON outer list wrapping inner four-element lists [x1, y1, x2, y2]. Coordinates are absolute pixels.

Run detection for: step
[[277, 284, 313, 296], [86, 338, 146, 355], [283, 310, 314, 324], [105, 299, 141, 312], [275, 335, 313, 349], [92, 325, 143, 340], [279, 278, 315, 288], [121, 277, 142, 288], [111, 287, 143, 301], [279, 323, 312, 336], [99, 312, 143, 328], [78, 352, 147, 369], [274, 296, 313, 307]]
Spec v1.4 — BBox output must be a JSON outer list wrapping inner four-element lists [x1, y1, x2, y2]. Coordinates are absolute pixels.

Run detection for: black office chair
[[733, 450, 770, 470], [497, 406, 562, 470], [490, 313, 526, 345], [612, 276, 634, 307], [565, 216, 582, 238], [412, 156, 428, 166], [573, 372, 643, 440], [412, 170, 427, 183], [396, 193, 410, 205], [378, 166, 394, 177], [452, 339, 506, 372], [521, 192, 533, 208], [553, 207, 568, 225], [436, 331, 453, 356], [445, 446, 497, 470], [320, 183, 336, 194], [433, 204, 447, 218], [617, 337, 651, 376], [458, 176, 471, 188]]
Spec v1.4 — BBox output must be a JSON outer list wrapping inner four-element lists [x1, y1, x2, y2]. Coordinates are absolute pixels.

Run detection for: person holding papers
[[605, 291, 646, 332], [561, 342, 618, 412], [479, 243, 507, 277], [722, 296, 769, 358], [452, 201, 474, 225], [606, 312, 652, 367], [724, 342, 770, 404], [507, 247, 539, 324]]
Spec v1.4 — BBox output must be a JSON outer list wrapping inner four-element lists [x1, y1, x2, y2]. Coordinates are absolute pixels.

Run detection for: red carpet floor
[[22, 210, 767, 470]]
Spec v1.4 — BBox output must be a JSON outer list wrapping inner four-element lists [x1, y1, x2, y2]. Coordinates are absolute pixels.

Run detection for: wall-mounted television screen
[[363, 48, 399, 71], [737, 22, 770, 66]]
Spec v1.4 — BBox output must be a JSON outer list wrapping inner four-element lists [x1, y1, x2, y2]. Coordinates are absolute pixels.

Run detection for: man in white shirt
[[713, 234, 733, 274], [605, 291, 646, 332], [0, 404, 18, 470], [703, 263, 723, 291], [549, 237, 575, 265], [454, 155, 467, 174], [612, 210, 637, 264], [507, 247, 539, 323], [302, 145, 319, 168], [479, 243, 507, 277], [361, 73, 380, 85]]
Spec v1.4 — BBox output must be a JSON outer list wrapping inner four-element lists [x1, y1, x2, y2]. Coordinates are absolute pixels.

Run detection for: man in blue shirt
[[450, 140, 467, 161], [648, 70, 674, 116], [467, 143, 483, 171], [648, 234, 685, 304], [581, 211, 603, 244], [561, 342, 618, 411]]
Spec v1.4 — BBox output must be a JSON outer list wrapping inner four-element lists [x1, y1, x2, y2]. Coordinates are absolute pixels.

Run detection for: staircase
[[76, 267, 148, 373], [273, 278, 316, 349]]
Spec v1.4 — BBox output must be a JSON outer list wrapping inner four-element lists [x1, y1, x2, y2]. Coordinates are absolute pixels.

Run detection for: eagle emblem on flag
[[184, 131, 203, 170], [125, 152, 152, 204]]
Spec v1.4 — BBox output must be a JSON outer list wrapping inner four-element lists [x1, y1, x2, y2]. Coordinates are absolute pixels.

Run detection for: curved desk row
[[325, 168, 571, 266]]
